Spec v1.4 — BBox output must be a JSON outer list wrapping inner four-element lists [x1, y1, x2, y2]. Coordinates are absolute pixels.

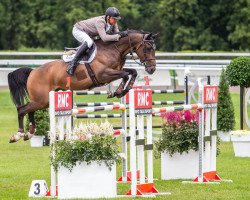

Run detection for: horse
[[8, 30, 157, 143]]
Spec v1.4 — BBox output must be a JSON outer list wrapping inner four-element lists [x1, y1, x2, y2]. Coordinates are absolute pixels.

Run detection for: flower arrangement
[[155, 110, 199, 157], [51, 121, 120, 171]]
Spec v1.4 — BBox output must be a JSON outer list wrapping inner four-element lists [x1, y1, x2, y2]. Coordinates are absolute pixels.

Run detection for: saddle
[[62, 43, 97, 64]]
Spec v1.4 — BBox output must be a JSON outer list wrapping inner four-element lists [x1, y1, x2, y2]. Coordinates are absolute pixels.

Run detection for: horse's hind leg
[[9, 102, 42, 143], [9, 104, 27, 143], [23, 112, 36, 141]]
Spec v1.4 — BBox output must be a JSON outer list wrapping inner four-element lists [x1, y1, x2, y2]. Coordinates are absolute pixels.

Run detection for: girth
[[85, 63, 103, 88]]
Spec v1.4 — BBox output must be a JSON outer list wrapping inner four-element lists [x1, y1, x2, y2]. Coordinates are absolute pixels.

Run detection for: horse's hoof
[[9, 136, 17, 143], [107, 91, 115, 98], [9, 132, 24, 143], [23, 132, 33, 141]]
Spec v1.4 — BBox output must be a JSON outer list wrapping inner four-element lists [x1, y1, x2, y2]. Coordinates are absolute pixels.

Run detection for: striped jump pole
[[71, 104, 126, 115], [113, 129, 126, 136], [152, 89, 185, 94], [75, 114, 122, 118], [74, 89, 185, 95], [74, 91, 110, 95], [152, 101, 184, 105], [74, 102, 120, 107], [75, 101, 184, 108], [152, 104, 204, 114]]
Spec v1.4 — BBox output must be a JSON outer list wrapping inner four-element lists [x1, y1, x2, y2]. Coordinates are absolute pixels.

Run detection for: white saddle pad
[[62, 46, 97, 64]]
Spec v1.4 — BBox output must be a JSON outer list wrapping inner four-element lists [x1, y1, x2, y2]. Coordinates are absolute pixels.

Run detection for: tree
[[158, 0, 200, 51], [226, 57, 250, 129], [227, 0, 250, 50], [217, 68, 235, 131]]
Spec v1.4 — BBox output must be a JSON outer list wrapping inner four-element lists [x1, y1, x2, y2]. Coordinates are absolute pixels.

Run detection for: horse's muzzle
[[146, 66, 156, 74]]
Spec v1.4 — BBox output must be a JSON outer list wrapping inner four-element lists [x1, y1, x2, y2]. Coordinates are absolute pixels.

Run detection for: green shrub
[[217, 68, 235, 131], [25, 109, 49, 136], [226, 56, 250, 87], [51, 135, 120, 172], [155, 110, 220, 157], [51, 122, 121, 171]]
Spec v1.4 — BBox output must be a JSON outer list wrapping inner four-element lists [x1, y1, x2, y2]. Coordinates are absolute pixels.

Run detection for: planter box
[[218, 131, 231, 142], [161, 150, 199, 180], [30, 135, 45, 147], [58, 161, 116, 199], [231, 134, 250, 157]]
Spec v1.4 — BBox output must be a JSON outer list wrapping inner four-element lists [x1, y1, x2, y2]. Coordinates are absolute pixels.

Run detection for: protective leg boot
[[66, 42, 89, 76]]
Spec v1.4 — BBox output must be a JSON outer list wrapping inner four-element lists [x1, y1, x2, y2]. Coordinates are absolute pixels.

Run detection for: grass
[[0, 89, 250, 200]]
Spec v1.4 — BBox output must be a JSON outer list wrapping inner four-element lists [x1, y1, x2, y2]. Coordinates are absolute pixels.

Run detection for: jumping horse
[[8, 30, 157, 143]]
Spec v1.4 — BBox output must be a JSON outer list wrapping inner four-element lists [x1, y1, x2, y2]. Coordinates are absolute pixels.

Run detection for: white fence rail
[[1, 52, 249, 87]]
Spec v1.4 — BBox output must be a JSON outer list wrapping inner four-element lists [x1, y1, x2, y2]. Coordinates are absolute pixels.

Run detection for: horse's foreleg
[[118, 68, 138, 97], [23, 112, 36, 141], [98, 68, 129, 98], [108, 74, 129, 98]]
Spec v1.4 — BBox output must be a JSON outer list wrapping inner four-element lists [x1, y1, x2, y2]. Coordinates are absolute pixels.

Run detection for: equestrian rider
[[66, 7, 128, 76]]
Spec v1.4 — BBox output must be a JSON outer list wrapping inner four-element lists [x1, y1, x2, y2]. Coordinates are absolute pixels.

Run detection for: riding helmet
[[105, 7, 121, 20]]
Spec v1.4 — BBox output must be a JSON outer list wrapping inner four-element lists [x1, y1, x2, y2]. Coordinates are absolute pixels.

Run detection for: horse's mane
[[126, 29, 151, 34]]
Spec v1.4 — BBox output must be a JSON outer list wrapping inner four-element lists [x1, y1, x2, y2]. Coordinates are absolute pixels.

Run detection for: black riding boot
[[66, 42, 89, 76]]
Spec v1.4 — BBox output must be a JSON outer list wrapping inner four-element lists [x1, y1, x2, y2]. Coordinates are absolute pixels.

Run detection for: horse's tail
[[8, 67, 33, 107]]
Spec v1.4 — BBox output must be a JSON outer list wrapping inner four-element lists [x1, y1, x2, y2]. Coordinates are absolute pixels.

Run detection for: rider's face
[[108, 17, 118, 26]]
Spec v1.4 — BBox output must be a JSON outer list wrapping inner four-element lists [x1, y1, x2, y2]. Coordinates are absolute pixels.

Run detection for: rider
[[66, 7, 128, 76]]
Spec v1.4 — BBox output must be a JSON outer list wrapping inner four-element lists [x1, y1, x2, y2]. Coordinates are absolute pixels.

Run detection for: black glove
[[118, 30, 128, 38]]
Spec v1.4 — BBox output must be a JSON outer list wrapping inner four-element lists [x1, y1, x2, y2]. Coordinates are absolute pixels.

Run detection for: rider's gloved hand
[[118, 30, 128, 38]]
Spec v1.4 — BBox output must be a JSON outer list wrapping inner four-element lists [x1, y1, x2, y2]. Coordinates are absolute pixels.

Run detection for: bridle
[[128, 34, 156, 67], [114, 33, 156, 67]]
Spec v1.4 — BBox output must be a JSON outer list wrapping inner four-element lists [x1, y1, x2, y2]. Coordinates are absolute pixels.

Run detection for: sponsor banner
[[134, 90, 152, 115], [203, 86, 218, 104], [54, 91, 72, 111]]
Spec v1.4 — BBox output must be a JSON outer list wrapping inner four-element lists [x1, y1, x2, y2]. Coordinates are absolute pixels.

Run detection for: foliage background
[[0, 0, 249, 51]]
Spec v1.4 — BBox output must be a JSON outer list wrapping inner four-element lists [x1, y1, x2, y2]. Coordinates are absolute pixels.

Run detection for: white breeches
[[72, 27, 93, 48]]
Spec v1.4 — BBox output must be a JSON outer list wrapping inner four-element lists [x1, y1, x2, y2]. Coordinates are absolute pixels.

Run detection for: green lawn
[[0, 89, 250, 200]]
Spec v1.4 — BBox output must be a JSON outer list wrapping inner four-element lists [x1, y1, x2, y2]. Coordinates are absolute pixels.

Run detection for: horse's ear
[[152, 33, 160, 39], [145, 33, 152, 40]]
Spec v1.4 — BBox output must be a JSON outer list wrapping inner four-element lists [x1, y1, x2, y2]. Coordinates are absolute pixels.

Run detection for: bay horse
[[8, 30, 157, 143]]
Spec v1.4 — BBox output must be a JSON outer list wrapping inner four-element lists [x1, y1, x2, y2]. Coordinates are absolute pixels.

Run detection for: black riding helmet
[[105, 7, 121, 20]]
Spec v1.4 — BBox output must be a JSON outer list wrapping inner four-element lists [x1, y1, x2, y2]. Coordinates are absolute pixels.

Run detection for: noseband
[[128, 34, 156, 67]]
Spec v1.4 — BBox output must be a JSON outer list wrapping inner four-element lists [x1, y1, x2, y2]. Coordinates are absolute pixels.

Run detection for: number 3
[[34, 183, 40, 195]]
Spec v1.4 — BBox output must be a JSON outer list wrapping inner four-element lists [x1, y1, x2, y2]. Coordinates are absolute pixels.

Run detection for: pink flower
[[161, 110, 200, 125], [183, 110, 193, 122], [161, 111, 182, 124]]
